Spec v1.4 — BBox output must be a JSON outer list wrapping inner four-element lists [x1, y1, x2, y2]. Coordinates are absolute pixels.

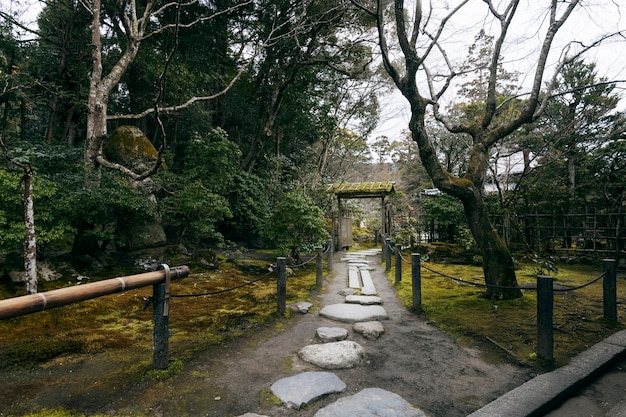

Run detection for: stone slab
[[468, 330, 626, 417], [345, 295, 383, 305], [359, 269, 377, 296], [298, 341, 365, 369], [316, 327, 349, 342], [348, 267, 361, 289], [319, 304, 388, 323], [270, 371, 346, 409], [313, 387, 426, 417], [353, 321, 385, 340]]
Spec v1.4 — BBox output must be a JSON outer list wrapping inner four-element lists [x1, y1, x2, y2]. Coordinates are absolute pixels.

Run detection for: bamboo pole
[[0, 266, 190, 320]]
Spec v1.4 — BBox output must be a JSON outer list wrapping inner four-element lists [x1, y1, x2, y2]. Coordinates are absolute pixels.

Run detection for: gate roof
[[326, 181, 395, 199]]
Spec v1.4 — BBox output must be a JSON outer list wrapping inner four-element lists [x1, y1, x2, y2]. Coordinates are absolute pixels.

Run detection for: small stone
[[338, 288, 359, 296], [353, 321, 385, 340], [316, 327, 349, 342], [288, 301, 313, 313]]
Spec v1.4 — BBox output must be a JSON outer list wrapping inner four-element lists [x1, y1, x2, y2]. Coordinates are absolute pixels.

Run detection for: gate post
[[412, 253, 421, 310], [316, 246, 323, 287], [277, 257, 287, 315], [152, 282, 169, 369], [603, 259, 617, 322], [537, 275, 554, 361], [395, 244, 402, 284]]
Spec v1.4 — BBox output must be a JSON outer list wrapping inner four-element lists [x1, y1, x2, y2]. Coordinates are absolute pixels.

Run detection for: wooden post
[[277, 257, 287, 315], [537, 275, 554, 361], [327, 236, 333, 272], [316, 247, 323, 287], [395, 244, 402, 284], [152, 282, 169, 369], [381, 235, 387, 263], [603, 259, 617, 322], [383, 237, 391, 272], [412, 253, 421, 310]]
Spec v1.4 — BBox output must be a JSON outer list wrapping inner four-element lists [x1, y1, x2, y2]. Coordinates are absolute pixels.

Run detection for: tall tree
[[353, 0, 623, 299]]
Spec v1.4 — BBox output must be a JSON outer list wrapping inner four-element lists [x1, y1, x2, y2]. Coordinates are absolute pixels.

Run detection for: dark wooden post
[[327, 236, 333, 272], [152, 282, 169, 369], [277, 257, 287, 314], [381, 235, 387, 263], [412, 253, 421, 310], [316, 247, 323, 287], [395, 244, 402, 284], [603, 259, 617, 322], [383, 237, 391, 272], [537, 275, 554, 361]]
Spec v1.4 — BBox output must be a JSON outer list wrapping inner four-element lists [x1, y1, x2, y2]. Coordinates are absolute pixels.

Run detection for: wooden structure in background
[[327, 182, 396, 250]]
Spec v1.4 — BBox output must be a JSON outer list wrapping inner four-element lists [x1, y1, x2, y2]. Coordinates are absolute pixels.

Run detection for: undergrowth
[[389, 254, 624, 369]]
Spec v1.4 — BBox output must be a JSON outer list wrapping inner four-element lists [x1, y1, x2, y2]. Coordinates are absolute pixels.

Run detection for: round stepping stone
[[316, 327, 349, 342], [345, 295, 383, 305], [298, 341, 365, 369], [270, 371, 346, 409], [353, 321, 385, 340], [319, 303, 388, 323], [313, 387, 426, 417]]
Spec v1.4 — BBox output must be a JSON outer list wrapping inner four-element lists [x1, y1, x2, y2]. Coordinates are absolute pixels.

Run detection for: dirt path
[[99, 252, 533, 417]]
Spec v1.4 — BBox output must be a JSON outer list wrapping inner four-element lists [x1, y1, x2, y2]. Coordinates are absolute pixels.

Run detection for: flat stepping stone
[[319, 304, 388, 323], [316, 327, 349, 342], [298, 341, 365, 369], [313, 387, 426, 417], [338, 288, 358, 296], [348, 267, 361, 289], [270, 371, 346, 409], [353, 321, 385, 340], [359, 269, 377, 296], [236, 414, 270, 417], [345, 295, 383, 305]]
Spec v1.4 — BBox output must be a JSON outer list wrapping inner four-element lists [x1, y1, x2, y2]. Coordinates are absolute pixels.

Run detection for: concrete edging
[[467, 330, 626, 417]]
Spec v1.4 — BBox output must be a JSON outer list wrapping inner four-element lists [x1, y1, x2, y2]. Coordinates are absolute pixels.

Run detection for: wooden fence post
[[316, 246, 323, 287], [381, 235, 387, 263], [152, 282, 169, 369], [412, 253, 421, 310], [395, 244, 402, 284], [327, 236, 333, 272], [277, 257, 287, 315], [603, 259, 617, 322], [537, 275, 554, 361], [385, 238, 392, 272]]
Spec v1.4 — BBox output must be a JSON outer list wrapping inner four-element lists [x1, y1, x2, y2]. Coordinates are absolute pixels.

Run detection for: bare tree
[[353, 0, 624, 299]]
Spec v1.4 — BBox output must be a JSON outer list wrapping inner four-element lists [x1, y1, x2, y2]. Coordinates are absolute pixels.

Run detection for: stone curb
[[467, 330, 626, 417]]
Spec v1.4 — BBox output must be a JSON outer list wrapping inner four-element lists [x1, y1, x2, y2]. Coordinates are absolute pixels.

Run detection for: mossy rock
[[104, 126, 165, 172]]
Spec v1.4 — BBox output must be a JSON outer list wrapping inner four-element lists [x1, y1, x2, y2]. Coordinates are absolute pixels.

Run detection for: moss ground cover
[[0, 254, 319, 416], [390, 254, 624, 368]]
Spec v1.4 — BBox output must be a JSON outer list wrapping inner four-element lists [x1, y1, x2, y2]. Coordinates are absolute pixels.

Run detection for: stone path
[[241, 249, 428, 416]]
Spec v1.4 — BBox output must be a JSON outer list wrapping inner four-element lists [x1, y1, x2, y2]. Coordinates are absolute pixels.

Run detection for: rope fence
[[384, 242, 619, 361]]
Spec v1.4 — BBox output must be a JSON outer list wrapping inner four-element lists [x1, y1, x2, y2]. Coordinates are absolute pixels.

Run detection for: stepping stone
[[270, 371, 346, 409], [316, 327, 349, 342], [338, 288, 358, 296], [319, 304, 388, 323], [298, 341, 365, 369], [313, 387, 427, 417], [359, 269, 377, 296], [348, 267, 361, 289], [236, 414, 270, 417], [345, 295, 383, 305], [353, 321, 385, 340]]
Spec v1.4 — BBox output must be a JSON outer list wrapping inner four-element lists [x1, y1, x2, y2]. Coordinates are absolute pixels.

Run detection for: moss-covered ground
[[0, 251, 319, 417], [389, 253, 624, 369]]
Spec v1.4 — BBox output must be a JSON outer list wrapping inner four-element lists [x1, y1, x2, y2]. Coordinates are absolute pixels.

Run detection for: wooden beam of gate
[[0, 265, 190, 320]]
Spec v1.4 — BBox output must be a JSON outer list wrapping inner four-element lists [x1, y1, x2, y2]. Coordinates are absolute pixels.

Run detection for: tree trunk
[[23, 170, 37, 294], [462, 190, 521, 300]]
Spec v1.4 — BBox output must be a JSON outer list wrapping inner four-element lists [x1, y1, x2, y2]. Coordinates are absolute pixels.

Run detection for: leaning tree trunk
[[461, 189, 521, 300]]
